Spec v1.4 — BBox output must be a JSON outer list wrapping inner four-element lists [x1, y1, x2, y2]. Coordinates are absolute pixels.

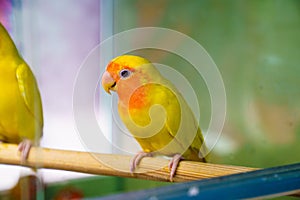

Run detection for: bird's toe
[[130, 152, 153, 173], [17, 139, 32, 163], [168, 154, 183, 182]]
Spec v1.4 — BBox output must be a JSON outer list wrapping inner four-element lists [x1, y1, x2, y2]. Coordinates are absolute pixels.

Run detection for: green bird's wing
[[162, 81, 207, 161], [16, 62, 43, 139]]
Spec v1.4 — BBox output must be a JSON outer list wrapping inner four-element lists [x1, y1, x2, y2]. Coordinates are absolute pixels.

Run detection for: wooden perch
[[0, 143, 257, 182]]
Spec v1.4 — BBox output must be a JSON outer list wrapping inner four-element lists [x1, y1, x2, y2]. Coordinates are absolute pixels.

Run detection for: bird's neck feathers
[[117, 67, 162, 110], [117, 71, 151, 110]]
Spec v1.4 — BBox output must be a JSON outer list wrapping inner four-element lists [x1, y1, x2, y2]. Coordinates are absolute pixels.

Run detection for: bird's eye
[[119, 69, 131, 79]]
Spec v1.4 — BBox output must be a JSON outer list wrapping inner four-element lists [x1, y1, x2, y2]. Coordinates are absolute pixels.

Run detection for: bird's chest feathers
[[118, 85, 169, 144], [117, 73, 154, 110], [118, 85, 153, 125]]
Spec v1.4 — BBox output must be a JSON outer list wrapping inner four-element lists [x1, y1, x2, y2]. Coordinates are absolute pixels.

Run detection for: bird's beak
[[101, 71, 116, 94]]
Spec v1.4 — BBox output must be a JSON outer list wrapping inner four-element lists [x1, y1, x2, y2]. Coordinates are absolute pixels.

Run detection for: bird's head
[[101, 55, 160, 95]]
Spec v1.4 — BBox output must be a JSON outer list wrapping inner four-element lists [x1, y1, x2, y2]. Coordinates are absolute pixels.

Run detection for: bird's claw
[[17, 139, 32, 163], [130, 152, 153, 173], [130, 152, 183, 181], [168, 154, 183, 182]]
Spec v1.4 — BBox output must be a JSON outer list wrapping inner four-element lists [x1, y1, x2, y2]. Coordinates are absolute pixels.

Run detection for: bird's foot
[[17, 139, 32, 163], [130, 151, 153, 173], [168, 154, 183, 182]]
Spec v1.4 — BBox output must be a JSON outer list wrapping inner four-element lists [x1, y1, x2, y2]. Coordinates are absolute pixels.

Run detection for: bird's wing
[[16, 63, 43, 131], [163, 83, 206, 160]]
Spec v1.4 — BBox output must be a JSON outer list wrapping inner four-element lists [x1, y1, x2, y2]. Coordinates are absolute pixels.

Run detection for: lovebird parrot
[[0, 22, 43, 162], [101, 55, 208, 180]]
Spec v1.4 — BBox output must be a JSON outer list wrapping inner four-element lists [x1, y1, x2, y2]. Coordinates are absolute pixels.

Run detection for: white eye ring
[[119, 69, 131, 79]]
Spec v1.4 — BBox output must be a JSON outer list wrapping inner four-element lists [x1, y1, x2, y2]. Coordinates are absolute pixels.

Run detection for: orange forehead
[[106, 61, 133, 81], [107, 55, 149, 75], [107, 61, 122, 73]]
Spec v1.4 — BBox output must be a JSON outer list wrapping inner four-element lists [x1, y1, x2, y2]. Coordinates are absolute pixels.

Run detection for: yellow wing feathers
[[16, 63, 43, 129], [16, 63, 43, 141]]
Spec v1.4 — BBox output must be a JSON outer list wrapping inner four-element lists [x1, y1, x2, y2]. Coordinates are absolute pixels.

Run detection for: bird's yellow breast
[[118, 83, 182, 154]]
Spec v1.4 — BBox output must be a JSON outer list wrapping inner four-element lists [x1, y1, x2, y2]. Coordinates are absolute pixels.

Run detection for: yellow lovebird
[[0, 22, 43, 162], [102, 55, 208, 180]]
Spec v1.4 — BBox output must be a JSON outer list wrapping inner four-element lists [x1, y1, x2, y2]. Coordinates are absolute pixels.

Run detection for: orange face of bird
[[101, 55, 157, 106], [101, 59, 135, 94]]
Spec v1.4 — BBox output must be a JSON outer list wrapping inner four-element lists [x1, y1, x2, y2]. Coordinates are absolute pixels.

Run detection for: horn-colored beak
[[101, 71, 116, 94]]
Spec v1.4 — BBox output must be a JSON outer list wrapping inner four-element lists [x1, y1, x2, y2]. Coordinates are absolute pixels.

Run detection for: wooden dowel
[[0, 143, 257, 182]]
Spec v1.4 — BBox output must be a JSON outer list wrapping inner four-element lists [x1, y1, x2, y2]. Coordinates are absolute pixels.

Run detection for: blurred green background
[[113, 0, 300, 168]]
